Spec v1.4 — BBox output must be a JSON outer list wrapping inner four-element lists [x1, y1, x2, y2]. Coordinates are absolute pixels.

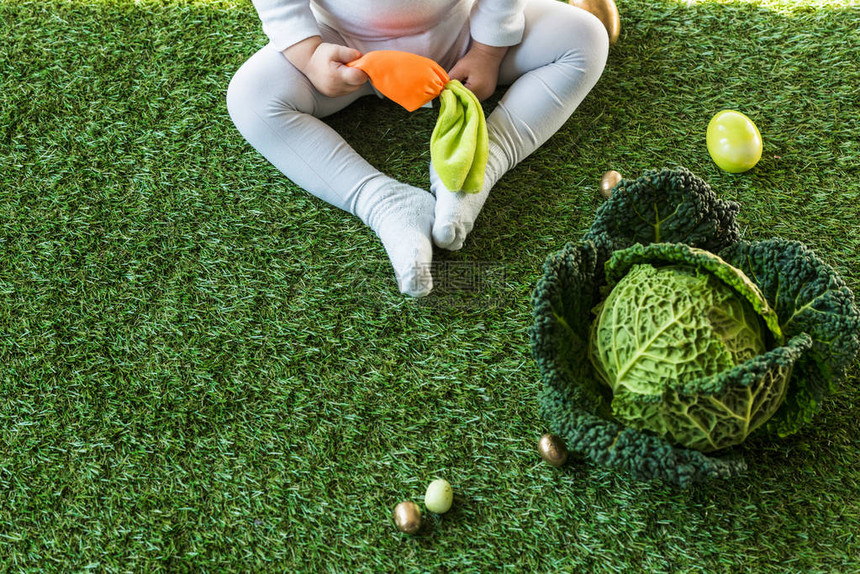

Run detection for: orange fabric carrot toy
[[348, 51, 449, 112], [348, 50, 488, 194]]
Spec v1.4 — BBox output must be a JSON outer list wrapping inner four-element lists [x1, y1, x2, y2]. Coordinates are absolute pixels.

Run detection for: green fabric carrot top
[[348, 50, 488, 194]]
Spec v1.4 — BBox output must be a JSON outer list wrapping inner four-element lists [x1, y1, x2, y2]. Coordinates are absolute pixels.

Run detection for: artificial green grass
[[1, 0, 858, 571]]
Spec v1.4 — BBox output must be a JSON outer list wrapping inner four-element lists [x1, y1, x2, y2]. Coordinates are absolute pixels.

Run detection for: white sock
[[354, 177, 436, 296], [430, 140, 506, 251]]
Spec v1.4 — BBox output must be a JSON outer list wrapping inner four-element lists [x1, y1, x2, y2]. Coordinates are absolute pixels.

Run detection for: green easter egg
[[706, 110, 763, 173]]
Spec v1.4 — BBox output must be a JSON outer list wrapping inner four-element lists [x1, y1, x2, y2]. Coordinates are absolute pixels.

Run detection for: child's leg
[[227, 44, 436, 296], [431, 0, 609, 250]]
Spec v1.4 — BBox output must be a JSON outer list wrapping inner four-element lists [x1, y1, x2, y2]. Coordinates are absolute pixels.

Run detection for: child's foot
[[430, 164, 490, 251], [365, 182, 436, 296]]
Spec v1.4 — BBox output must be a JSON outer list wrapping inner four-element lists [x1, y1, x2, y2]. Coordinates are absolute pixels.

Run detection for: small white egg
[[424, 478, 453, 514]]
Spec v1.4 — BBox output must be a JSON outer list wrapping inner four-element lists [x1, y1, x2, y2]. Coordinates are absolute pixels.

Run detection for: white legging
[[227, 0, 608, 218]]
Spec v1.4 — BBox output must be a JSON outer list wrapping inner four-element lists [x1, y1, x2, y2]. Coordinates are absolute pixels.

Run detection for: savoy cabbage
[[530, 167, 860, 486]]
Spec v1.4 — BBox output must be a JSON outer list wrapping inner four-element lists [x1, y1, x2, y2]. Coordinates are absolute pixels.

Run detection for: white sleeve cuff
[[469, 0, 527, 47], [252, 0, 321, 52]]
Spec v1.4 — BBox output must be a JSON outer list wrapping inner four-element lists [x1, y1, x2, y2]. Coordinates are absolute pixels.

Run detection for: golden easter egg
[[393, 501, 422, 534], [600, 170, 623, 199], [538, 433, 569, 467]]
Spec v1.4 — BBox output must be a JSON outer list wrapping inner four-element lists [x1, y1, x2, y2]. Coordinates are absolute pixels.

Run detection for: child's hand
[[448, 41, 509, 101], [284, 37, 369, 98]]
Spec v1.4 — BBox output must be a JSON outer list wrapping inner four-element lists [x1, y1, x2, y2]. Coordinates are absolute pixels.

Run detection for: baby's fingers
[[329, 44, 363, 65], [340, 65, 368, 87], [327, 44, 367, 86], [447, 60, 469, 84]]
